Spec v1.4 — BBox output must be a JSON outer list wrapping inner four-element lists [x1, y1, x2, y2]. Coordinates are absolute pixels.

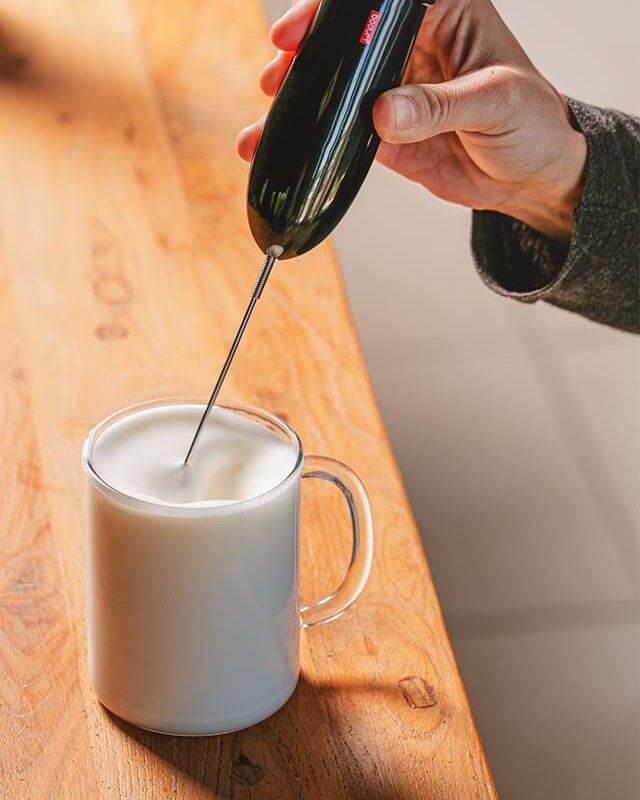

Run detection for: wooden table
[[0, 1, 496, 797]]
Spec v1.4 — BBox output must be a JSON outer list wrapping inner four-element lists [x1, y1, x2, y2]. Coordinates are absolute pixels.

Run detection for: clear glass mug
[[82, 398, 374, 735]]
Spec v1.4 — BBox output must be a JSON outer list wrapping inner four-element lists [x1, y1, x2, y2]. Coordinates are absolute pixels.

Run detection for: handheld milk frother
[[184, 0, 430, 463]]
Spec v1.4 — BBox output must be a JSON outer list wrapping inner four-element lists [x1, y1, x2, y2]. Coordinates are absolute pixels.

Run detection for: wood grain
[[0, 0, 497, 797]]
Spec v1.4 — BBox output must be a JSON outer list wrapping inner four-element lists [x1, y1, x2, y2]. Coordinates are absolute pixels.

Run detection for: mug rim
[[81, 397, 304, 517]]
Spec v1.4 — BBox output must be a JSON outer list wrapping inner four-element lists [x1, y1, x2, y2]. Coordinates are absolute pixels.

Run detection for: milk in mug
[[83, 399, 373, 735]]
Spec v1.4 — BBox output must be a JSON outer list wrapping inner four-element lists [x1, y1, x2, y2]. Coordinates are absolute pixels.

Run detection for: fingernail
[[392, 94, 415, 131]]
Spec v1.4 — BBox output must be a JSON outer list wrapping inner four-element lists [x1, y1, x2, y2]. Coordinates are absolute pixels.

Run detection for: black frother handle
[[248, 0, 427, 259]]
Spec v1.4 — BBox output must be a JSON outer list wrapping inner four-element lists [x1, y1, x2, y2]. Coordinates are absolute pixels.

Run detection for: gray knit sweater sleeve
[[471, 99, 640, 333]]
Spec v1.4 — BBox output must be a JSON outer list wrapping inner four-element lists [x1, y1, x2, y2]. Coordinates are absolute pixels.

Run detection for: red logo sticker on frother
[[360, 9, 381, 45]]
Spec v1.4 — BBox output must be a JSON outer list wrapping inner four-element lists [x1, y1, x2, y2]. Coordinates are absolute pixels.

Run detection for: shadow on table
[[108, 675, 425, 800], [0, 12, 249, 143]]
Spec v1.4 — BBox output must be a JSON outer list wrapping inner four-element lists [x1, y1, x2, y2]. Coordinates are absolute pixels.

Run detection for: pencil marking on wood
[[398, 676, 438, 709]]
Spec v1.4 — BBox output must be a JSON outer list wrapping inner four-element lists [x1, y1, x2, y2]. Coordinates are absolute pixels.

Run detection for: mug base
[[96, 676, 299, 736]]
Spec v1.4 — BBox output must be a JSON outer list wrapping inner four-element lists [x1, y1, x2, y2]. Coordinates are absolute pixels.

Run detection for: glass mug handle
[[300, 455, 374, 628]]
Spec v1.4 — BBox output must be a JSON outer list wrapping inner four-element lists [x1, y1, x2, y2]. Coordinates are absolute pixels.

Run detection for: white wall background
[[262, 1, 639, 797]]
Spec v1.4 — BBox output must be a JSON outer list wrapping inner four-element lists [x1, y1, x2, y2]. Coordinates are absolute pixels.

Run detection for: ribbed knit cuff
[[471, 99, 639, 331]]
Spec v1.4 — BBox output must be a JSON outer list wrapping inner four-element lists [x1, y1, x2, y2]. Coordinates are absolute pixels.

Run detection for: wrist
[[502, 128, 587, 245]]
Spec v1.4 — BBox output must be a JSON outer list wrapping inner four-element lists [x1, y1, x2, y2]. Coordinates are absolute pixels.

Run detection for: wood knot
[[1, 51, 30, 80], [398, 676, 438, 709], [89, 220, 126, 277], [1, 552, 46, 599], [0, 537, 59, 627], [12, 53, 28, 71], [95, 323, 128, 341], [363, 635, 377, 657], [93, 276, 132, 306], [155, 232, 171, 253], [231, 753, 264, 786], [10, 559, 39, 593], [134, 167, 150, 188], [91, 240, 111, 258], [17, 460, 44, 490]]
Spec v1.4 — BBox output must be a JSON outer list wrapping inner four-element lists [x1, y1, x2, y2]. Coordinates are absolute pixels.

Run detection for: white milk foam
[[91, 404, 298, 506]]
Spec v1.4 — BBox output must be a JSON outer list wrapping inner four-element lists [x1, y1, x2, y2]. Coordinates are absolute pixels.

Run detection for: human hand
[[237, 0, 586, 244]]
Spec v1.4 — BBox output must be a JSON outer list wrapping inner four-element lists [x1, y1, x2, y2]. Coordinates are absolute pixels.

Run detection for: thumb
[[373, 69, 512, 143]]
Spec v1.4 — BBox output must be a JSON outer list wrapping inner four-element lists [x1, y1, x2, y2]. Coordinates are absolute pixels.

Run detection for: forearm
[[472, 99, 640, 333]]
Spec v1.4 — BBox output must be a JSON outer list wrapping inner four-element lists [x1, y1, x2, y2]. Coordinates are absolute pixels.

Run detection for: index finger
[[271, 0, 320, 52]]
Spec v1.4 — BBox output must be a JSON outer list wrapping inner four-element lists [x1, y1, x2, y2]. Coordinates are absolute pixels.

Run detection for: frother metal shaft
[[183, 250, 280, 465]]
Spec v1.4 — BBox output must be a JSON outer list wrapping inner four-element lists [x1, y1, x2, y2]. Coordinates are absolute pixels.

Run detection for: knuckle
[[415, 84, 450, 132], [486, 66, 528, 110]]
